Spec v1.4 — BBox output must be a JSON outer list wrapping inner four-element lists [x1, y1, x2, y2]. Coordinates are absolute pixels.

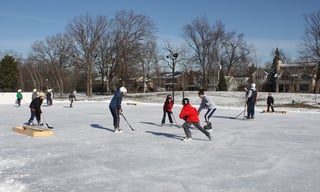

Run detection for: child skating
[[179, 98, 211, 141], [198, 90, 216, 130], [161, 94, 174, 126]]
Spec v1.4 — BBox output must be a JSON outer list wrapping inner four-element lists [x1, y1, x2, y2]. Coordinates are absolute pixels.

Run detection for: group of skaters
[[18, 82, 273, 141], [15, 88, 68, 126], [109, 82, 266, 141], [109, 86, 216, 141]]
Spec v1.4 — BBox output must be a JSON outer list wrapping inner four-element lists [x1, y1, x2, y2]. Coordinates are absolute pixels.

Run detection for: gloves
[[183, 116, 188, 121]]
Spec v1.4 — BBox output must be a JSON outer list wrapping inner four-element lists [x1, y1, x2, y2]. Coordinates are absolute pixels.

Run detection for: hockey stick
[[41, 115, 54, 129], [230, 110, 244, 119], [120, 113, 135, 131], [171, 113, 182, 128], [230, 92, 247, 119]]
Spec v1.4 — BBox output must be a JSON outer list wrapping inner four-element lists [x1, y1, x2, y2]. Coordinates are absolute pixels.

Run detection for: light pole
[[217, 61, 221, 91], [166, 52, 178, 103]]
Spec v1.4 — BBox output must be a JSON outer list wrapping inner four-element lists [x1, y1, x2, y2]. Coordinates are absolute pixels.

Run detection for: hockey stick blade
[[46, 123, 54, 129], [120, 113, 135, 131]]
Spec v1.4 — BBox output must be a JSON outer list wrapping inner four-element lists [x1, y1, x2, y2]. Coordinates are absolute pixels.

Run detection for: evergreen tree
[[0, 55, 18, 91], [264, 48, 281, 92], [217, 69, 227, 91]]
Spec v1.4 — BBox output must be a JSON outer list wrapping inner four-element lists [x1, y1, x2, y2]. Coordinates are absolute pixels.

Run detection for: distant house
[[277, 62, 318, 93]]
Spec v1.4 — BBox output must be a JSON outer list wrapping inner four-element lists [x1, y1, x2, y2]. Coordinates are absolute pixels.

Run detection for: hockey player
[[198, 90, 216, 130], [69, 91, 76, 108], [109, 87, 127, 132], [46, 89, 53, 106], [28, 92, 45, 126], [16, 89, 23, 107], [161, 94, 174, 126], [246, 83, 258, 119], [179, 98, 211, 141], [267, 93, 275, 112]]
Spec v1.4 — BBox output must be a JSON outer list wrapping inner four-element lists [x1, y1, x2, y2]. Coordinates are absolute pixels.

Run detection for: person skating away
[[28, 92, 46, 126], [69, 91, 76, 108], [46, 89, 53, 106], [246, 83, 258, 119], [161, 94, 174, 126], [198, 90, 216, 130], [16, 89, 23, 107], [179, 98, 211, 141], [109, 87, 127, 132], [267, 93, 275, 112]]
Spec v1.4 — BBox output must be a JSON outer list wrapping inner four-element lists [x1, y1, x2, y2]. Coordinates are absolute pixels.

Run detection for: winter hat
[[182, 98, 190, 105], [119, 87, 127, 94], [251, 83, 256, 89], [18, 89, 22, 92], [33, 89, 37, 92], [38, 92, 46, 98], [167, 94, 172, 99]]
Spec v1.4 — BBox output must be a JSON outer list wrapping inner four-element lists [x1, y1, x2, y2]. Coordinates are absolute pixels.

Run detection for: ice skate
[[114, 128, 122, 133], [182, 137, 192, 141]]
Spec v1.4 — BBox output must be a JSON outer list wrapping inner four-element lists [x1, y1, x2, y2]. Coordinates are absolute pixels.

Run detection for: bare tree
[[111, 10, 156, 88], [300, 11, 320, 61], [183, 18, 225, 90], [300, 11, 320, 93], [31, 33, 74, 96], [221, 32, 251, 76], [67, 14, 109, 96]]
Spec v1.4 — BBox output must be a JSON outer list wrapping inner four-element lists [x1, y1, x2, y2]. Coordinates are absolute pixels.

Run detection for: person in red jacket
[[179, 98, 211, 141], [161, 94, 174, 126]]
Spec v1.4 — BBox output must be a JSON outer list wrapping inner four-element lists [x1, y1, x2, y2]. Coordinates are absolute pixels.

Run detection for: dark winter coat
[[267, 96, 274, 105], [69, 93, 76, 101], [29, 97, 43, 113], [109, 91, 123, 110], [163, 98, 173, 112], [179, 103, 200, 123], [247, 88, 257, 104]]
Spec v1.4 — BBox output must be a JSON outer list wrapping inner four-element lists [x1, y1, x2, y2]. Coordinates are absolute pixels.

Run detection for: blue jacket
[[109, 91, 123, 110]]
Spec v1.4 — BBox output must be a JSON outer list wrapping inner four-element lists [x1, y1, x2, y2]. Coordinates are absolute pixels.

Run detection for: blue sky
[[0, 0, 319, 64]]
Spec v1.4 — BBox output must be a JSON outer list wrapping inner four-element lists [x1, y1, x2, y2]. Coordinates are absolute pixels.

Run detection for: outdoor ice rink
[[1, 92, 319, 192]]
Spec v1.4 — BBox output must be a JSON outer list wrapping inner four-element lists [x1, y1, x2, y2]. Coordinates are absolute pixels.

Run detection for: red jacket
[[179, 103, 200, 123], [163, 98, 173, 112]]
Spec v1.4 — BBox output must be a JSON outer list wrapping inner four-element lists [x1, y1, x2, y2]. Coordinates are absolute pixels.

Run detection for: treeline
[[1, 10, 320, 95]]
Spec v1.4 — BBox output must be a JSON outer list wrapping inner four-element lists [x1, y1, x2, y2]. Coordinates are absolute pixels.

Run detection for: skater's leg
[[182, 122, 192, 138], [193, 122, 211, 140], [205, 108, 216, 123], [161, 111, 166, 124], [168, 112, 173, 123], [109, 107, 120, 129], [28, 110, 36, 125]]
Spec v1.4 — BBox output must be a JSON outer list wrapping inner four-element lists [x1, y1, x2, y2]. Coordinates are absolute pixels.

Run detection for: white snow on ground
[[1, 91, 320, 192]]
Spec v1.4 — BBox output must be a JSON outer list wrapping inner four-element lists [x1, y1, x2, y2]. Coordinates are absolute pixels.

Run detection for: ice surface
[[1, 91, 319, 192]]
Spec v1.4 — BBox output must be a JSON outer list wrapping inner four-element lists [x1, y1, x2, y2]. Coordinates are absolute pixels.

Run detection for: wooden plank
[[260, 110, 287, 114], [127, 102, 138, 106], [12, 126, 53, 137]]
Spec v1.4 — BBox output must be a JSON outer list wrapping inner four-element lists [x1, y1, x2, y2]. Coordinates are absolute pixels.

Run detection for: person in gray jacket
[[198, 90, 216, 130]]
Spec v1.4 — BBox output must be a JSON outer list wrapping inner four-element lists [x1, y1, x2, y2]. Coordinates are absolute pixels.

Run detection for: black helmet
[[167, 94, 172, 99], [182, 98, 189, 105]]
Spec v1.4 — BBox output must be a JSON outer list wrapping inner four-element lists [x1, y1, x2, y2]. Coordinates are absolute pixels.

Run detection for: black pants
[[204, 108, 216, 122], [109, 107, 120, 129], [247, 102, 256, 119], [29, 109, 41, 123], [267, 104, 274, 112], [162, 111, 173, 124]]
